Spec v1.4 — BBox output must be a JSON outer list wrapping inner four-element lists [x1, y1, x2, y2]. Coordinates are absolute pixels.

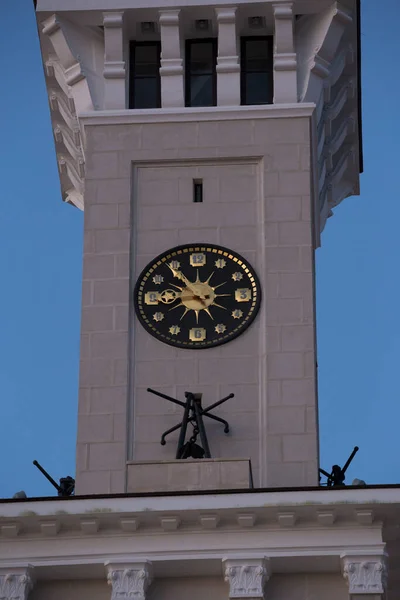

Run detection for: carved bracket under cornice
[[47, 85, 85, 210], [342, 554, 387, 595], [297, 2, 360, 242], [39, 13, 106, 210], [223, 557, 271, 599], [0, 568, 34, 600], [105, 562, 154, 600]]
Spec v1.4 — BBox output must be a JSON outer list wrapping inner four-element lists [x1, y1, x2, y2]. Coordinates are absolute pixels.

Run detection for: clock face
[[134, 244, 261, 349]]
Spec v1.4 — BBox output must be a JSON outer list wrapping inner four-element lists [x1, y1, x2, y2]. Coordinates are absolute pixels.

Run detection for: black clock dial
[[134, 244, 261, 349]]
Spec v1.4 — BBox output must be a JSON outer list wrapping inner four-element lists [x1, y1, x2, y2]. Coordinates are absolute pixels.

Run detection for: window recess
[[129, 41, 161, 109], [240, 36, 273, 106], [185, 39, 217, 108]]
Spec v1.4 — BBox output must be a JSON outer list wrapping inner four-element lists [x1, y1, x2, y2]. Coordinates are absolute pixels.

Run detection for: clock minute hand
[[168, 264, 192, 287], [168, 264, 207, 302]]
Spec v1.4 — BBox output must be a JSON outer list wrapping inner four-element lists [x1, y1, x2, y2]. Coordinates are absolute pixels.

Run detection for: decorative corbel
[[0, 567, 35, 600], [223, 557, 271, 599], [105, 562, 153, 600], [341, 554, 387, 596]]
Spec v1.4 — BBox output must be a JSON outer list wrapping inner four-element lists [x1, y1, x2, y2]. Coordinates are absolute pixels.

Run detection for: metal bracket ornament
[[147, 388, 233, 459], [319, 446, 359, 486]]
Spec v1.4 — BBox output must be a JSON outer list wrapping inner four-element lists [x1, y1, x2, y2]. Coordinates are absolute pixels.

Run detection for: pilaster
[[103, 12, 126, 109], [159, 10, 184, 107], [223, 557, 271, 599], [215, 7, 240, 106], [0, 568, 34, 600], [341, 555, 387, 598], [105, 562, 153, 600], [272, 3, 297, 103]]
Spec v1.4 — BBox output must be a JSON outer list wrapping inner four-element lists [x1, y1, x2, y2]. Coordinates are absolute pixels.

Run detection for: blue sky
[[0, 0, 398, 498]]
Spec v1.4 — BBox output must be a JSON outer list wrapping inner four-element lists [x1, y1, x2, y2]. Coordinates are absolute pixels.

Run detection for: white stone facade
[[0, 2, 381, 600], [37, 0, 361, 236], [1, 488, 398, 599]]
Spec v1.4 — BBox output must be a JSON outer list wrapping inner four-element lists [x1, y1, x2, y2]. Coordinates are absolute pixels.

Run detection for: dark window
[[185, 39, 217, 107], [193, 179, 203, 202], [241, 37, 273, 105], [129, 42, 161, 109]]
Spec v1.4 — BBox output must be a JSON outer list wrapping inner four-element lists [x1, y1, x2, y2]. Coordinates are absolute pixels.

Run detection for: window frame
[[240, 35, 274, 106], [129, 40, 161, 109], [185, 38, 217, 108]]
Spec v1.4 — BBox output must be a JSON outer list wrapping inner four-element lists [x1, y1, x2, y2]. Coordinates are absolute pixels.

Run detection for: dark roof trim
[[357, 0, 363, 173], [2, 482, 400, 504]]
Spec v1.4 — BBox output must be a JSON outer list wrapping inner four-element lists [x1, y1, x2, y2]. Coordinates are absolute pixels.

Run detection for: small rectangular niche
[[193, 179, 203, 203]]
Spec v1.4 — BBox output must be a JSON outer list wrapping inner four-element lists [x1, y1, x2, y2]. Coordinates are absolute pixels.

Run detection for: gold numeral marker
[[189, 327, 206, 341], [153, 312, 164, 322], [190, 253, 206, 267], [145, 291, 159, 305], [215, 258, 226, 269], [235, 288, 252, 302], [169, 325, 181, 335], [232, 309, 243, 319], [215, 323, 226, 334], [232, 272, 243, 282]]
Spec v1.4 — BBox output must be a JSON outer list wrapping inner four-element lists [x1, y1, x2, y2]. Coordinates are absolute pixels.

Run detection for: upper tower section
[[36, 0, 361, 240]]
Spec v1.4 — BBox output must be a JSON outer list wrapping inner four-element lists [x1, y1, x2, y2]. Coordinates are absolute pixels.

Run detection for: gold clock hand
[[168, 264, 207, 299]]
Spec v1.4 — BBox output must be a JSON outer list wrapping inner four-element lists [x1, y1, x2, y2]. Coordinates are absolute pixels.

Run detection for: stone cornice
[[1, 489, 396, 584], [79, 103, 316, 128], [0, 487, 399, 539]]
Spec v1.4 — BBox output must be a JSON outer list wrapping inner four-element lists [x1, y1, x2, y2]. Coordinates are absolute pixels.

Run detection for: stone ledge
[[126, 458, 253, 493]]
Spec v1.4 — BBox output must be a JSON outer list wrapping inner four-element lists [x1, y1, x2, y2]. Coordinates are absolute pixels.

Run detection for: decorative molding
[[41, 13, 105, 210], [120, 517, 140, 532], [237, 514, 256, 528], [342, 555, 387, 595], [215, 6, 240, 105], [0, 569, 34, 600], [103, 12, 124, 28], [42, 15, 86, 90], [80, 518, 99, 534], [0, 523, 20, 538], [223, 558, 271, 598], [79, 103, 316, 126], [200, 514, 220, 529], [103, 11, 126, 108], [160, 516, 181, 531], [159, 10, 184, 107], [277, 512, 296, 527], [159, 10, 180, 27], [103, 14, 125, 78], [296, 1, 360, 239], [356, 510, 374, 526], [39, 520, 59, 536], [106, 562, 153, 600], [317, 511, 335, 526], [272, 2, 297, 103]]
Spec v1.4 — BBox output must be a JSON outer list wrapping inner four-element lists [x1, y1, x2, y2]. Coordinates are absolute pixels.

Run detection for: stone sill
[[126, 458, 253, 493], [79, 103, 316, 127]]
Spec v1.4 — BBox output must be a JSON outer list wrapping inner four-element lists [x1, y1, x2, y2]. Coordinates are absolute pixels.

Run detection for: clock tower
[[36, 0, 361, 494]]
